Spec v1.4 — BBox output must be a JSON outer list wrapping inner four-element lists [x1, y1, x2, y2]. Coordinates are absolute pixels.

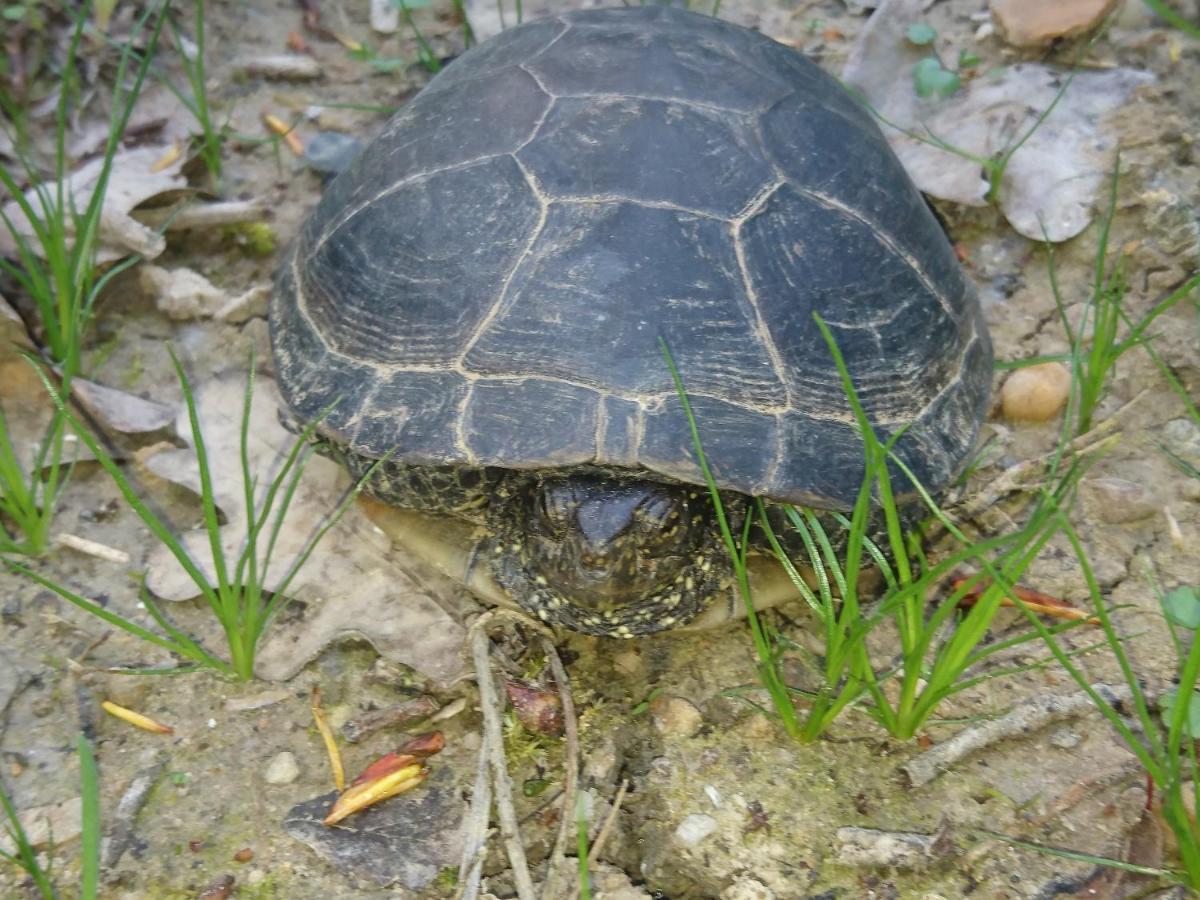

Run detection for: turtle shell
[[270, 5, 992, 510]]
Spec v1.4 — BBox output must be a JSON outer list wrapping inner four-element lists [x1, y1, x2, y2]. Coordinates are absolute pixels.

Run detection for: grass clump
[[9, 351, 373, 681], [1047, 155, 1200, 436], [0, 2, 166, 554], [989, 537, 1200, 887], [666, 315, 1095, 743], [163, 0, 224, 188], [0, 735, 101, 900]]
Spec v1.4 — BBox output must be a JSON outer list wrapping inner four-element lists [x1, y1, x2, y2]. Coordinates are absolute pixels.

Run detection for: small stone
[[589, 861, 652, 899], [722, 876, 776, 900], [612, 648, 643, 676], [0, 797, 82, 854], [141, 265, 228, 321], [224, 689, 290, 712], [674, 813, 718, 847], [305, 132, 365, 178], [263, 751, 300, 785], [1049, 727, 1081, 749], [647, 756, 674, 783], [649, 695, 703, 738], [1082, 477, 1157, 524], [990, 0, 1119, 48], [216, 285, 270, 324], [1000, 362, 1071, 422], [583, 739, 619, 784], [1163, 418, 1200, 456]]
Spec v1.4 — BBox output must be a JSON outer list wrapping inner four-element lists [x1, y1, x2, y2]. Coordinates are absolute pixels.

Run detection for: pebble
[[0, 797, 81, 853], [649, 695, 703, 738], [721, 876, 776, 900], [304, 132, 365, 178], [1163, 418, 1200, 456], [1082, 477, 1157, 524], [583, 739, 619, 784], [674, 813, 718, 847], [1000, 362, 1071, 422], [1049, 727, 1081, 750], [263, 751, 300, 785], [989, 0, 1119, 48], [612, 648, 644, 676]]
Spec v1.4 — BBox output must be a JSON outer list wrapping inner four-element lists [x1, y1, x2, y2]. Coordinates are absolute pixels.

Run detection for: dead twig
[[456, 730, 492, 900], [469, 614, 537, 900], [959, 393, 1143, 520], [567, 779, 630, 900], [540, 636, 580, 900], [900, 684, 1132, 787]]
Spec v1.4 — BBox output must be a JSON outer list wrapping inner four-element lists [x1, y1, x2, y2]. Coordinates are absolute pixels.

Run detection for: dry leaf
[[843, 0, 1153, 241], [140, 372, 472, 686], [0, 145, 186, 264], [69, 376, 176, 435]]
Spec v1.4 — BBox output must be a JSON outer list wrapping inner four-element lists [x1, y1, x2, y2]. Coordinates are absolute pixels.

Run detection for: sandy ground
[[1, 0, 1199, 898]]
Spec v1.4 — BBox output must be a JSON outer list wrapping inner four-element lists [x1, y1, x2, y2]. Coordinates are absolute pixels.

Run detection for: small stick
[[240, 54, 322, 80], [456, 733, 492, 900], [263, 113, 304, 155], [469, 617, 537, 900], [134, 199, 267, 231], [959, 393, 1143, 519], [539, 635, 580, 900], [565, 779, 629, 900], [589, 778, 629, 865], [53, 533, 131, 565], [900, 684, 1132, 787], [310, 686, 345, 792]]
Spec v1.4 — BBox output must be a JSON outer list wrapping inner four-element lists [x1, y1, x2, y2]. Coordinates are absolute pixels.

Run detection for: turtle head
[[489, 471, 723, 636]]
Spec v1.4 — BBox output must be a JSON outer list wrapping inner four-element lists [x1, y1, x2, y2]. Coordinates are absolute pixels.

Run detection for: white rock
[[649, 695, 703, 738], [264, 751, 300, 785], [674, 813, 718, 847], [722, 875, 776, 900], [140, 265, 229, 321], [0, 796, 82, 853]]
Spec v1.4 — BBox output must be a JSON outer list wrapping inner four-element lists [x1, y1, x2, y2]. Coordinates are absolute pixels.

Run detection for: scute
[[739, 184, 962, 419], [302, 156, 540, 366], [464, 379, 601, 466], [463, 201, 786, 409], [527, 10, 790, 112], [519, 97, 771, 217], [760, 93, 967, 301], [350, 370, 469, 463]]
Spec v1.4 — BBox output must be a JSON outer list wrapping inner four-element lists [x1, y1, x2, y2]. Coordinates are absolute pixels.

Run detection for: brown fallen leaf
[[505, 678, 565, 736], [323, 762, 429, 826], [953, 573, 1101, 624], [0, 145, 186, 263], [843, 0, 1153, 241]]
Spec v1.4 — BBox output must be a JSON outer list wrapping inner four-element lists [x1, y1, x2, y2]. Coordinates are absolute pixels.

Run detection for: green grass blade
[[77, 736, 100, 900], [981, 830, 1179, 881]]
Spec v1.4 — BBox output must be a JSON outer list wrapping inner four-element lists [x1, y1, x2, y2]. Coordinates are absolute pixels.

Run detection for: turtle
[[269, 5, 993, 638]]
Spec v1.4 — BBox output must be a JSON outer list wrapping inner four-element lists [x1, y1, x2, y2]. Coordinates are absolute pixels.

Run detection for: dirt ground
[[1, 0, 1199, 898]]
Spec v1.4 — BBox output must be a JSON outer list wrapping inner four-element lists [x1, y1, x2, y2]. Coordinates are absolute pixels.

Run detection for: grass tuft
[[7, 350, 377, 680], [0, 1, 167, 554], [0, 734, 101, 900], [667, 313, 1099, 743]]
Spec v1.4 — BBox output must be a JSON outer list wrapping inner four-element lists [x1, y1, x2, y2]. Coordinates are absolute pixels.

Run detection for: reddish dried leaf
[[505, 678, 564, 736]]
